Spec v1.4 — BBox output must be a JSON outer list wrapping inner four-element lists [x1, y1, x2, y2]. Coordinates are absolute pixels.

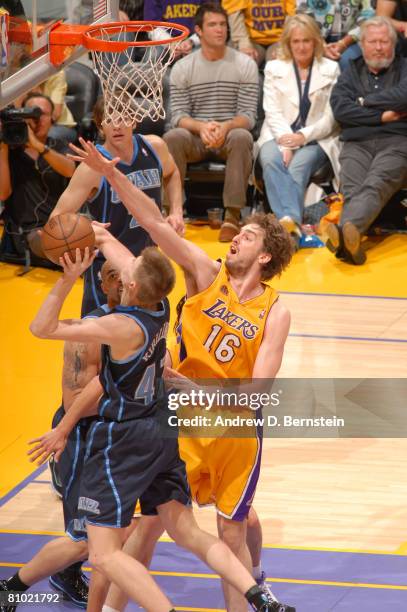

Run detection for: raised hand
[[91, 220, 112, 246], [166, 213, 185, 236], [60, 247, 96, 281], [68, 137, 119, 176]]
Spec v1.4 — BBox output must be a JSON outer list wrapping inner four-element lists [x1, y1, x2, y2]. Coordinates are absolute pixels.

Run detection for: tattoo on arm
[[63, 344, 88, 391], [74, 350, 82, 385]]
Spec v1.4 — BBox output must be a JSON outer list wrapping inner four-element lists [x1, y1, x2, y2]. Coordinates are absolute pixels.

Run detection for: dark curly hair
[[243, 213, 293, 280]]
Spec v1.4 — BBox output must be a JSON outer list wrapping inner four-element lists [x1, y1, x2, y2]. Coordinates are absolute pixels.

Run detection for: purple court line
[[30, 480, 51, 485], [0, 464, 47, 508], [280, 291, 407, 301], [3, 534, 407, 586], [289, 332, 407, 344]]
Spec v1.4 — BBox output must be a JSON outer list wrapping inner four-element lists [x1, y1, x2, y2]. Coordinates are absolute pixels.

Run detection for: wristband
[[40, 145, 50, 156]]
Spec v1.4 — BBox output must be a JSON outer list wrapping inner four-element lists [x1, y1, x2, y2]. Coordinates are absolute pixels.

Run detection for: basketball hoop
[[81, 21, 189, 126], [48, 20, 189, 125]]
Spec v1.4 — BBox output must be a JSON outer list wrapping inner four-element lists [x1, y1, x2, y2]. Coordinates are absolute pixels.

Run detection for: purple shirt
[[144, 0, 205, 33]]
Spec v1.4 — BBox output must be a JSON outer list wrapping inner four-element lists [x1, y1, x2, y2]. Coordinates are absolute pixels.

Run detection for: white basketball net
[[89, 24, 185, 126]]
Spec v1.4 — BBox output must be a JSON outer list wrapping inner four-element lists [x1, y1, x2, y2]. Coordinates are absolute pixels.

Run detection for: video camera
[[0, 106, 42, 147]]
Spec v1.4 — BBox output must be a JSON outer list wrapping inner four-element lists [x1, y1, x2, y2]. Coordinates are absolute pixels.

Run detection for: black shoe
[[49, 571, 88, 609], [342, 221, 366, 265], [49, 456, 63, 499], [0, 580, 17, 612], [260, 603, 296, 612]]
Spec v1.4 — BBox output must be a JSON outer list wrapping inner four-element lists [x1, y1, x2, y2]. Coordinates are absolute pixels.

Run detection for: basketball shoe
[[0, 579, 16, 612], [49, 570, 88, 608], [246, 584, 296, 611], [256, 571, 279, 604]]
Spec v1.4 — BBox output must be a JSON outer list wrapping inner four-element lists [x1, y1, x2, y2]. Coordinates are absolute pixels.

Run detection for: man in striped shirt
[[164, 2, 259, 242]]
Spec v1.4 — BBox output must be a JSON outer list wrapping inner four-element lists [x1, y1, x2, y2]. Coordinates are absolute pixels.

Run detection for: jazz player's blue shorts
[[76, 416, 191, 534], [52, 406, 96, 541]]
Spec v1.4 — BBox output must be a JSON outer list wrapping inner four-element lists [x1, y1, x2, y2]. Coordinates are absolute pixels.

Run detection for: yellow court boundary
[[1, 563, 406, 591], [1, 529, 407, 557]]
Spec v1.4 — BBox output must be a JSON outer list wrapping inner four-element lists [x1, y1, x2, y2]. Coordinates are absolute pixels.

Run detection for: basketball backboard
[[0, 0, 118, 109]]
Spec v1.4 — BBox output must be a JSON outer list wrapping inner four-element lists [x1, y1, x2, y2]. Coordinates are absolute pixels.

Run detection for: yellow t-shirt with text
[[222, 0, 296, 46]]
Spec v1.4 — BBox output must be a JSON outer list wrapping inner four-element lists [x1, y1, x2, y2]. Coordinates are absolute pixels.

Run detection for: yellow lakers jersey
[[176, 261, 278, 379]]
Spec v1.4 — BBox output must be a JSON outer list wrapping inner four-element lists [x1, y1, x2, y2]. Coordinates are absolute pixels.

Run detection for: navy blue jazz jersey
[[81, 134, 162, 317], [98, 299, 170, 421], [77, 297, 190, 530]]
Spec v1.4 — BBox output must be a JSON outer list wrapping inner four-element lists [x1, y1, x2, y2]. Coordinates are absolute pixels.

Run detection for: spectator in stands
[[164, 2, 258, 242], [0, 93, 75, 262], [120, 0, 144, 20], [1, 0, 24, 17], [222, 0, 296, 66], [31, 71, 77, 143], [144, 1, 205, 59], [376, 0, 407, 56], [257, 14, 340, 247], [327, 16, 407, 265], [297, 0, 375, 70]]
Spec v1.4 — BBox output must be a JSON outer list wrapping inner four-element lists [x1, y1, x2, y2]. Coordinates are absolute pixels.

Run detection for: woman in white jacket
[[257, 14, 341, 244]]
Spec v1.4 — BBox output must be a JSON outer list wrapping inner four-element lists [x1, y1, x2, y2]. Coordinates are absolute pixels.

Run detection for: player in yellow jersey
[[68, 139, 295, 612]]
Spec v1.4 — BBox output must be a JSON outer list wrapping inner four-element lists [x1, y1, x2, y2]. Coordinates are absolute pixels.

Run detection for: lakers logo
[[220, 285, 228, 296], [203, 299, 259, 339]]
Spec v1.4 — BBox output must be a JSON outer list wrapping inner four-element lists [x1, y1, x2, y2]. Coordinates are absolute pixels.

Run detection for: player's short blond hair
[[136, 247, 175, 305]]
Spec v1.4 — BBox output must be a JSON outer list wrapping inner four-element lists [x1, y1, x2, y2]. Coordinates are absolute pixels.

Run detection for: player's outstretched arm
[[30, 248, 95, 339], [30, 247, 145, 356], [69, 139, 218, 289], [144, 135, 185, 235], [50, 161, 101, 218], [91, 221, 135, 272], [27, 376, 103, 465]]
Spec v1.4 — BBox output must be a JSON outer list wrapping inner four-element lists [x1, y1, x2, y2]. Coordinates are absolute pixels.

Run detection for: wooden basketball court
[[1, 227, 407, 610]]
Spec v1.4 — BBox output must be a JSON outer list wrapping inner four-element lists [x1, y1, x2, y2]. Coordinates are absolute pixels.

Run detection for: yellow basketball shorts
[[179, 434, 262, 521]]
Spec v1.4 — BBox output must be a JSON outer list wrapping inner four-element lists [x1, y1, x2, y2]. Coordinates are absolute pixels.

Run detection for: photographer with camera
[[0, 93, 75, 266]]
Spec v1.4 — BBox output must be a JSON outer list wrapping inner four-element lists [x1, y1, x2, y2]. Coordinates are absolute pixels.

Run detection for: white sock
[[252, 563, 262, 580], [102, 606, 120, 612]]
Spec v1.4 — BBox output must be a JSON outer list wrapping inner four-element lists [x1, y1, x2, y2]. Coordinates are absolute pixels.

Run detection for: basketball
[[41, 213, 95, 265]]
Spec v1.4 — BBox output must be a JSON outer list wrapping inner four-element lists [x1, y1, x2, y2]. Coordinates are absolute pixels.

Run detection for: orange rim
[[82, 20, 190, 52]]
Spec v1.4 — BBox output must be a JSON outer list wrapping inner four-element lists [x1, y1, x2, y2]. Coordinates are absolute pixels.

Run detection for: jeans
[[339, 43, 362, 71], [258, 139, 328, 225]]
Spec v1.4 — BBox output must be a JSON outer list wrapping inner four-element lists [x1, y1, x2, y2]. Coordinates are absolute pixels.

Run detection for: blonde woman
[[257, 14, 341, 244]]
